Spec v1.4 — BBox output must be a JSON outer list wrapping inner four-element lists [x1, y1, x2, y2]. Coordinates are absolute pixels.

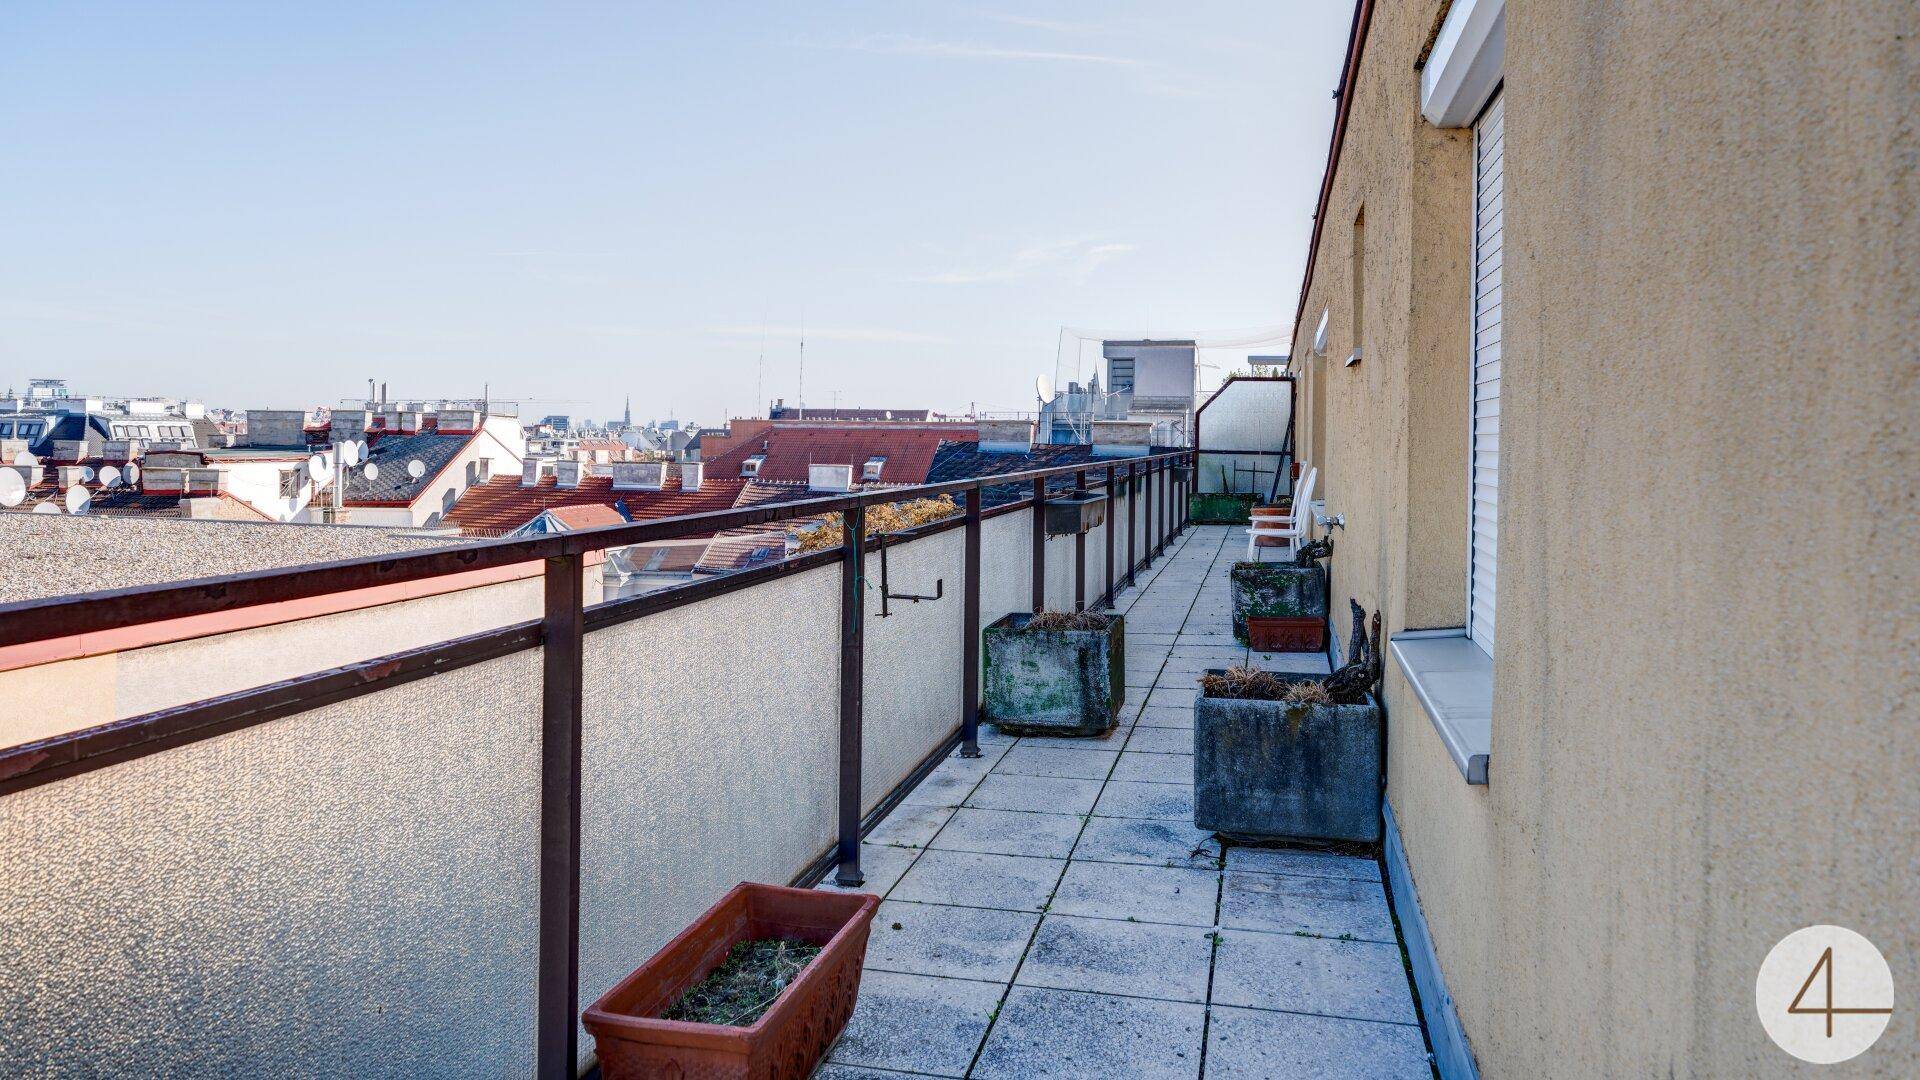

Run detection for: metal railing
[[0, 447, 1195, 1078]]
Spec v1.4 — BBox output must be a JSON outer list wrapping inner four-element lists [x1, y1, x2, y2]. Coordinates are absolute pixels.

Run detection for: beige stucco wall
[[1291, 0, 1918, 1075]]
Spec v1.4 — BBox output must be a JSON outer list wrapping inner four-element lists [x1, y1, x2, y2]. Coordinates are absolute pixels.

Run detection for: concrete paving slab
[[1071, 816, 1220, 869], [992, 745, 1119, 781], [816, 843, 919, 896], [1049, 859, 1219, 927], [928, 807, 1084, 860], [1091, 780, 1195, 822], [971, 987, 1205, 1080], [865, 900, 1041, 983], [865, 803, 957, 849], [964, 773, 1104, 815], [1015, 914, 1214, 1002], [1219, 872, 1397, 942], [1224, 846, 1381, 882], [1203, 1006, 1432, 1079], [1122, 726, 1193, 755], [1212, 928, 1419, 1024], [827, 969, 1003, 1077], [890, 849, 1066, 913], [1109, 751, 1194, 785]]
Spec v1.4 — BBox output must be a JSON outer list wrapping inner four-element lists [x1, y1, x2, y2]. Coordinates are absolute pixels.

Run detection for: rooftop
[[443, 469, 748, 535]]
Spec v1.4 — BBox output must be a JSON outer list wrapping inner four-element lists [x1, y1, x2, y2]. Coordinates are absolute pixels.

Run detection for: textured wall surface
[[0, 650, 543, 1077], [1289, 0, 1919, 1075]]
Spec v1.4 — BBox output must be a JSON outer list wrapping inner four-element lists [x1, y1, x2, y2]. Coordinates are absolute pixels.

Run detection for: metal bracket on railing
[[875, 531, 944, 618]]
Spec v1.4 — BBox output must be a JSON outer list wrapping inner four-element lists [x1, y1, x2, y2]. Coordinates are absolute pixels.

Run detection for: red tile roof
[[702, 423, 976, 486], [693, 482, 828, 573], [542, 504, 627, 530], [443, 470, 747, 536]]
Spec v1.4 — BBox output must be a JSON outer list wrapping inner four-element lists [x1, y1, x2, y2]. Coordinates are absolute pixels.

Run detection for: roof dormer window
[[741, 454, 765, 478]]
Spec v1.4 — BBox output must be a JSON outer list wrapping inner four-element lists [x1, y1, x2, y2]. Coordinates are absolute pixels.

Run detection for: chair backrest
[[1294, 467, 1318, 516]]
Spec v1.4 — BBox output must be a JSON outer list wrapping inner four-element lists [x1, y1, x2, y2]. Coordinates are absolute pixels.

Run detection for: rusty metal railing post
[[960, 486, 983, 758], [834, 504, 867, 887], [1126, 463, 1138, 587], [1102, 464, 1116, 608], [1030, 476, 1046, 612], [537, 553, 585, 1080], [1073, 469, 1087, 612]]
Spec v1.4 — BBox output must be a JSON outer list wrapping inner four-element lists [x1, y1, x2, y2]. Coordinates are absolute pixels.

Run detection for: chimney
[[610, 461, 666, 491], [521, 458, 553, 487], [554, 460, 583, 488], [1088, 420, 1153, 457], [57, 465, 89, 489], [680, 461, 704, 490], [977, 419, 1035, 454], [809, 463, 855, 492]]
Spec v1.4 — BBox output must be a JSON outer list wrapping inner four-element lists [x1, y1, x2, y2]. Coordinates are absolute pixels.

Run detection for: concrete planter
[[1187, 492, 1255, 524], [1230, 563, 1327, 644], [1194, 672, 1382, 844], [583, 882, 879, 1080], [982, 612, 1125, 736], [1044, 491, 1108, 536]]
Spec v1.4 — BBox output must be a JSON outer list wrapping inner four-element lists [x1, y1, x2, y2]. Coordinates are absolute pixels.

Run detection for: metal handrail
[[0, 449, 1195, 649]]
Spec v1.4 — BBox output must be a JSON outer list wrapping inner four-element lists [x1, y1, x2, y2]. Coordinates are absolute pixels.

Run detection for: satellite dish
[[125, 463, 140, 485], [65, 487, 90, 515], [361, 462, 380, 481], [79, 465, 96, 482], [0, 471, 23, 508], [1036, 375, 1055, 402], [99, 465, 121, 488], [308, 453, 328, 476], [341, 441, 361, 466], [11, 451, 32, 466], [31, 501, 60, 514], [406, 458, 426, 479]]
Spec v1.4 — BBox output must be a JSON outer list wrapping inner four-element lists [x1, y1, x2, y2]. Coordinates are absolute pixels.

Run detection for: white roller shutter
[[1469, 93, 1503, 654]]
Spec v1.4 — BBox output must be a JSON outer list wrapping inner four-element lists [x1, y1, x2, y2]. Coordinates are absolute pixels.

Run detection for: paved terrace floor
[[816, 525, 1432, 1079]]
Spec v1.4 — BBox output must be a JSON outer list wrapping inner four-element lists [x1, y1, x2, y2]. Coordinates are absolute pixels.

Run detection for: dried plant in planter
[[661, 937, 823, 1027], [1025, 610, 1114, 632], [793, 495, 960, 554]]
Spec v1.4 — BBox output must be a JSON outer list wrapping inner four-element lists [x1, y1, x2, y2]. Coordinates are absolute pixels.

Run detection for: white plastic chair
[[1246, 467, 1316, 561]]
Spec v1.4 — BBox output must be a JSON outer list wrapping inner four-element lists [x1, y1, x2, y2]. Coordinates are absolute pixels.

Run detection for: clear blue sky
[[1, 2, 1351, 425]]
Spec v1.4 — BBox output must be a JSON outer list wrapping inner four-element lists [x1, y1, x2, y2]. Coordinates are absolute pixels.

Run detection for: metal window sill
[[1388, 629, 1491, 785]]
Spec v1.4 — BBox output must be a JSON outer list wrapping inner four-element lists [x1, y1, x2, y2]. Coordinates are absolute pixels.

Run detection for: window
[[1109, 358, 1135, 393], [19, 423, 39, 439], [741, 454, 765, 477], [1468, 92, 1504, 655], [0, 423, 11, 437], [1350, 208, 1366, 365]]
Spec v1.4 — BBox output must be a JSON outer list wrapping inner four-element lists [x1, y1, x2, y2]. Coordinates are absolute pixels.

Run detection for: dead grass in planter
[[794, 496, 960, 553], [1199, 665, 1331, 704], [661, 937, 822, 1027], [1024, 610, 1114, 632]]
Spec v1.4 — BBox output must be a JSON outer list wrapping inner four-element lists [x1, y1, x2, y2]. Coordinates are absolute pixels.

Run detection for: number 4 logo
[[1760, 926, 1896, 1063]]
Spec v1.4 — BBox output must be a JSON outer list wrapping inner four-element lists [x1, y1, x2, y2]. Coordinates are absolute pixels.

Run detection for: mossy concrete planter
[[1230, 563, 1327, 645], [982, 612, 1125, 736], [1194, 672, 1382, 844], [1187, 492, 1255, 524]]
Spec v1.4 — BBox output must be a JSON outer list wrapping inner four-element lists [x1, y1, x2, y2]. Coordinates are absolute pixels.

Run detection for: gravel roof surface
[[0, 515, 471, 604]]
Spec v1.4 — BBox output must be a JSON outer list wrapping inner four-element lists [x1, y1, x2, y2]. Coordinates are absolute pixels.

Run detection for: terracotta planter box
[[982, 612, 1125, 736], [1246, 616, 1325, 652], [584, 882, 879, 1080], [1230, 563, 1327, 647], [1195, 671, 1382, 844]]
